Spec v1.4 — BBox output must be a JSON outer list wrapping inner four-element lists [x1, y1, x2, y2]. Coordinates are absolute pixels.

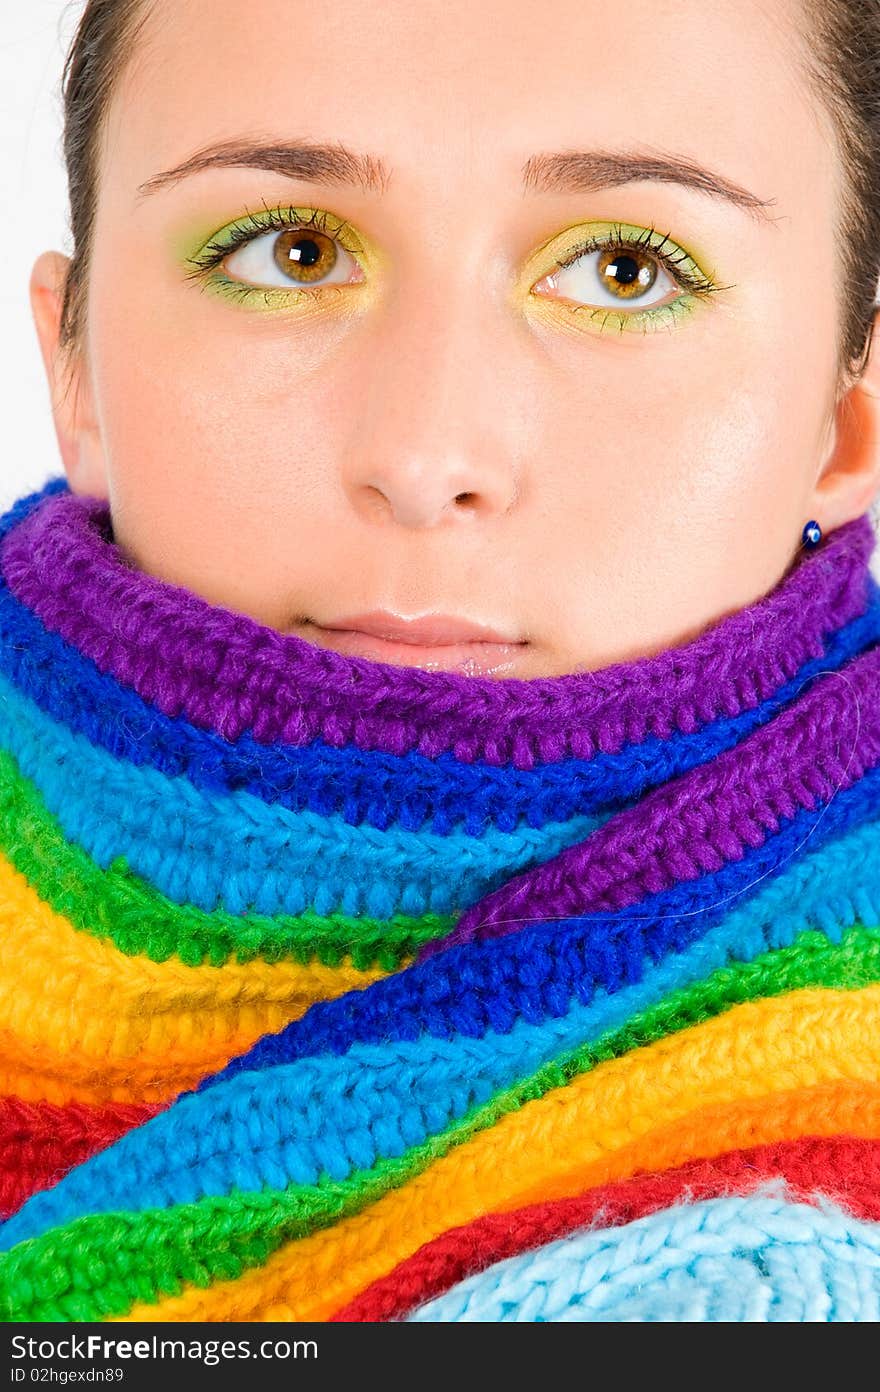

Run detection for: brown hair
[[800, 0, 880, 388], [59, 0, 880, 384], [58, 0, 150, 352]]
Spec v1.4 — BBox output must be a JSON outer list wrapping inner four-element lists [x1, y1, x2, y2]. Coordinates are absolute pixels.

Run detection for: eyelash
[[552, 221, 719, 295], [184, 205, 728, 323]]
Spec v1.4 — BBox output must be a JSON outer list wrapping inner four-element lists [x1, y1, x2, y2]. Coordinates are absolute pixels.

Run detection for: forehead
[[101, 0, 835, 221]]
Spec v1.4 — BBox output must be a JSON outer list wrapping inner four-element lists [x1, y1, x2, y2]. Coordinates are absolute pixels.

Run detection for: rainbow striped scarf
[[2, 475, 880, 1322]]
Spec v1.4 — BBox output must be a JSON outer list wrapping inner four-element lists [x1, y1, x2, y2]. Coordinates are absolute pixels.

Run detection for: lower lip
[[302, 624, 528, 676]]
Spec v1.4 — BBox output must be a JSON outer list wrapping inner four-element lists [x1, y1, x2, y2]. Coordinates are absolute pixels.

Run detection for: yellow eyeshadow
[[179, 208, 720, 334]]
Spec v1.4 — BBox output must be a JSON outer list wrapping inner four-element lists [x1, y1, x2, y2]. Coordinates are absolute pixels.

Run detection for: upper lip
[[316, 610, 522, 645]]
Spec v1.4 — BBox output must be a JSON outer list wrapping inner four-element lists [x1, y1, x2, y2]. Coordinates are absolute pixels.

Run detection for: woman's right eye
[[223, 226, 366, 291]]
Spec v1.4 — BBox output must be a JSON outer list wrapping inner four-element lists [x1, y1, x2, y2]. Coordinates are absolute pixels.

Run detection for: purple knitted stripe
[[421, 641, 880, 956], [0, 486, 874, 765]]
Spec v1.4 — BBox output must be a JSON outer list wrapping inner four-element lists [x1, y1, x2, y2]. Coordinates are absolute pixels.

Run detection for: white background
[[1, 2, 878, 565], [0, 2, 78, 511]]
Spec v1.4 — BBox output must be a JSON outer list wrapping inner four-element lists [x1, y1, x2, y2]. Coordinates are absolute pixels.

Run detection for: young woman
[[2, 0, 880, 1321]]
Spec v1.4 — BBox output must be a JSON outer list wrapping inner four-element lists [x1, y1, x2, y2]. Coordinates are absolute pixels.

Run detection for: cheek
[[536, 342, 815, 542], [90, 291, 327, 484], [524, 308, 835, 653], [84, 283, 353, 616]]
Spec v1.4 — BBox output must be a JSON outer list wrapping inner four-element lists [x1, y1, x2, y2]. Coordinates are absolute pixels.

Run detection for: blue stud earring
[[802, 519, 822, 548]]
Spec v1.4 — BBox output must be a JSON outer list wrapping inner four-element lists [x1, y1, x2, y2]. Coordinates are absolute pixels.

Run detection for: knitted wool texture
[[2, 475, 880, 1322]]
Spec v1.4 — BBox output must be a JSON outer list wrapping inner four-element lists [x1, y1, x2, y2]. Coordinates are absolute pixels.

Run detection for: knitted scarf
[[2, 474, 880, 1323]]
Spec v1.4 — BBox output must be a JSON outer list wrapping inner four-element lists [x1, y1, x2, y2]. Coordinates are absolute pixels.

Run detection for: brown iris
[[272, 229, 338, 283], [597, 247, 658, 300]]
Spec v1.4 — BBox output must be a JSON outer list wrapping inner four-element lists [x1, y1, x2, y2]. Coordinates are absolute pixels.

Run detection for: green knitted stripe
[[2, 922, 878, 1321], [0, 748, 454, 971]]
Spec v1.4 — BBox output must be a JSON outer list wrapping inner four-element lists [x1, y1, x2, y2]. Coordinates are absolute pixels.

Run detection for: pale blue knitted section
[[0, 668, 606, 918], [406, 1192, 880, 1321]]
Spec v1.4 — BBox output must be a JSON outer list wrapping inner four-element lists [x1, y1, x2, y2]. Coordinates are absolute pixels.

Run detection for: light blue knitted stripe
[[0, 668, 605, 918], [406, 1192, 880, 1321], [2, 813, 879, 1253]]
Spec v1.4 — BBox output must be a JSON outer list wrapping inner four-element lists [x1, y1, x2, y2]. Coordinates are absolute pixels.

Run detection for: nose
[[339, 275, 529, 529]]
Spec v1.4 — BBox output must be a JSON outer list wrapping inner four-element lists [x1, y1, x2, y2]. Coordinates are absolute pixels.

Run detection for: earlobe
[[810, 310, 880, 529], [29, 250, 106, 496]]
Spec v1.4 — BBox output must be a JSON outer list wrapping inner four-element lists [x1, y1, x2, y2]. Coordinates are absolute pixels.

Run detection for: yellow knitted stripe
[[0, 851, 389, 1106], [505, 1076, 880, 1207], [114, 985, 880, 1322]]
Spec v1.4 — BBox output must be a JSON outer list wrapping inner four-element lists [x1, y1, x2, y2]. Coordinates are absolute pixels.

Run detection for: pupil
[[610, 254, 639, 285], [289, 237, 321, 267]]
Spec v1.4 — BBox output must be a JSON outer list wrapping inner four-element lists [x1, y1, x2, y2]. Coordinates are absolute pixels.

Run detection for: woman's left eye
[[533, 241, 681, 313], [223, 226, 365, 290]]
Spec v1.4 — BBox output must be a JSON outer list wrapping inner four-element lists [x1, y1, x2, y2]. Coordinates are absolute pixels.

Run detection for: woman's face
[[33, 0, 880, 677]]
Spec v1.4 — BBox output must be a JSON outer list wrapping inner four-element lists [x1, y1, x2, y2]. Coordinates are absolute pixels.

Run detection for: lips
[[320, 611, 518, 645], [302, 610, 528, 676]]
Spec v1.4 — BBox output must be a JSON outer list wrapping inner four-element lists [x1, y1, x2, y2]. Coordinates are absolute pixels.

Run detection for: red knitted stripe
[[331, 1135, 880, 1321], [0, 1094, 165, 1220]]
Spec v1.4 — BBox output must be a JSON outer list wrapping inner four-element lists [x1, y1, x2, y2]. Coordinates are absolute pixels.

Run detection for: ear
[[29, 250, 108, 498], [810, 310, 880, 530]]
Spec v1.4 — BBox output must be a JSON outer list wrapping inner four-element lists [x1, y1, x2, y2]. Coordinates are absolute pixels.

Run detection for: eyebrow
[[523, 149, 777, 222], [136, 139, 777, 221]]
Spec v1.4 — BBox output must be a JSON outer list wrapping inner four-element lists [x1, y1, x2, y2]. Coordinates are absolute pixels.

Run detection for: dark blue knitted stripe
[[2, 477, 878, 834], [194, 757, 880, 1088]]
